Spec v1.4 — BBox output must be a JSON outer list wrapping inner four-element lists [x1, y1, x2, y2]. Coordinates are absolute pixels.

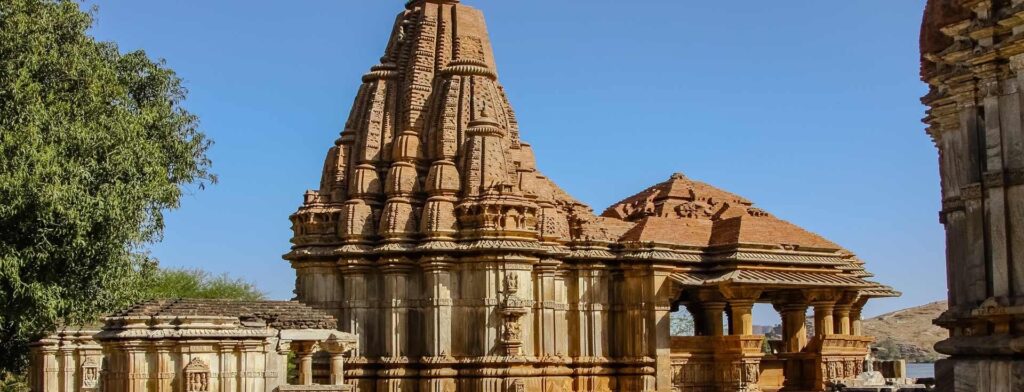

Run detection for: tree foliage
[[0, 372, 27, 392], [670, 310, 695, 336], [0, 0, 214, 372], [144, 269, 265, 302]]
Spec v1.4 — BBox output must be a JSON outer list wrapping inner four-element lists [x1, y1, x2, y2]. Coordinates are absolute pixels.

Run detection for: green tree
[[0, 0, 214, 373], [670, 310, 695, 336], [874, 337, 902, 361], [0, 372, 28, 392], [144, 268, 265, 301]]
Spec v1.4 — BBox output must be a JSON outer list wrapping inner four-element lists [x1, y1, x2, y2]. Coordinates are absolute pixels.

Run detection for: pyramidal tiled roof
[[603, 173, 842, 251], [110, 299, 337, 330]]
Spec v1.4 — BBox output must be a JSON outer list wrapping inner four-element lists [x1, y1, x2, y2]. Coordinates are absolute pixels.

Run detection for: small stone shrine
[[29, 300, 358, 392], [284, 1, 899, 391]]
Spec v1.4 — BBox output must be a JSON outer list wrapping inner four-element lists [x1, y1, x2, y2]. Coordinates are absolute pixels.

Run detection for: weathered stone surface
[[28, 301, 358, 392], [28, 2, 903, 392], [921, 1, 1024, 391], [284, 1, 897, 391]]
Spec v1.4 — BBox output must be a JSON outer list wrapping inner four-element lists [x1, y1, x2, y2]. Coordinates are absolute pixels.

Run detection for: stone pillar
[[553, 267, 570, 360], [322, 338, 355, 386], [292, 342, 316, 386], [850, 304, 864, 336], [57, 345, 73, 392], [218, 343, 237, 392], [685, 303, 708, 336], [378, 257, 417, 390], [720, 286, 762, 336], [779, 304, 808, 353], [40, 347, 58, 392], [126, 345, 146, 392], [154, 344, 173, 392], [703, 302, 727, 337], [568, 264, 610, 389], [834, 304, 852, 335], [420, 257, 456, 391], [330, 353, 345, 386], [242, 341, 266, 392], [422, 259, 453, 358], [729, 300, 756, 336], [813, 301, 836, 336], [616, 267, 658, 391], [337, 257, 375, 390], [535, 260, 559, 358], [652, 271, 676, 392], [380, 259, 414, 359]]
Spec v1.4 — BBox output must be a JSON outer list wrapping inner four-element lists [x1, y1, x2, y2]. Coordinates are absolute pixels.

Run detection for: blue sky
[[86, 0, 937, 324]]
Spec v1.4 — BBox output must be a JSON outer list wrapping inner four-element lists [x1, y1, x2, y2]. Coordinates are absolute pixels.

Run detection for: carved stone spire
[[461, 102, 511, 196], [286, 0, 563, 248]]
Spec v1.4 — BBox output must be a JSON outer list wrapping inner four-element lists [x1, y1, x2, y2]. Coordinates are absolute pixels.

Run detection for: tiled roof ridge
[[107, 299, 337, 330]]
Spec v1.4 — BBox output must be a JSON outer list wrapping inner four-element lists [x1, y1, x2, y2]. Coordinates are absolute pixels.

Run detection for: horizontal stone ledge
[[933, 334, 1024, 356]]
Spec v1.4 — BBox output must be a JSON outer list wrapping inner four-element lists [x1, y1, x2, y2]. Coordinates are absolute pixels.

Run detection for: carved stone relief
[[183, 358, 210, 392], [81, 357, 100, 389]]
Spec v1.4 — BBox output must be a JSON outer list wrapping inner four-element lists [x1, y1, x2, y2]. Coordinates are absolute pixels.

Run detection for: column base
[[935, 357, 1024, 392]]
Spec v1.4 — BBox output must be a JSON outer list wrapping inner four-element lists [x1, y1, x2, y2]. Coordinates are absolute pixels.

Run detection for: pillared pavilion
[[285, 1, 898, 391]]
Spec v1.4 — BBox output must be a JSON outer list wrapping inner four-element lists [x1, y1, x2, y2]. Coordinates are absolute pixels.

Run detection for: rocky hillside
[[862, 301, 949, 362]]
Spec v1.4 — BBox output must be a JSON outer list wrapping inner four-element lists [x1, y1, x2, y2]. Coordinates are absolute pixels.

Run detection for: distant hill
[[862, 301, 949, 362]]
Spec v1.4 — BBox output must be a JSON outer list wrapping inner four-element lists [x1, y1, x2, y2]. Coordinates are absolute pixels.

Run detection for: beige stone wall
[[296, 258, 667, 391], [29, 309, 357, 392], [99, 340, 283, 392], [28, 328, 103, 392]]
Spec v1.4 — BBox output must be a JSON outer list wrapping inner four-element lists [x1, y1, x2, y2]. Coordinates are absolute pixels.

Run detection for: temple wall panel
[[422, 265, 454, 357], [1000, 77, 1024, 296], [337, 264, 378, 358], [960, 104, 990, 305]]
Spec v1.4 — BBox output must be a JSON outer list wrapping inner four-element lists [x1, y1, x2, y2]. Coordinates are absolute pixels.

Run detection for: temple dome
[[603, 173, 842, 251]]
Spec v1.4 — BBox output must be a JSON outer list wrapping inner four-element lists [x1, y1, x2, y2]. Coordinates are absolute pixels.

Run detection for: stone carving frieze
[[499, 272, 528, 356], [97, 328, 275, 340], [743, 362, 759, 384], [674, 199, 722, 219]]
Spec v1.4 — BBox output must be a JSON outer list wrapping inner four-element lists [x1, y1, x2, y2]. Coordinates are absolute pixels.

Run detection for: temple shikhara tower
[[284, 1, 897, 391]]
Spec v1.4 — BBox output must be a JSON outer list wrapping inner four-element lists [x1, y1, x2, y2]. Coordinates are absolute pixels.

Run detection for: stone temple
[[24, 1, 908, 392], [284, 1, 899, 391]]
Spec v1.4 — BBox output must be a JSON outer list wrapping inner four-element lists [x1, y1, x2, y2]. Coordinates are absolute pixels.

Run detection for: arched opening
[[670, 307, 695, 336]]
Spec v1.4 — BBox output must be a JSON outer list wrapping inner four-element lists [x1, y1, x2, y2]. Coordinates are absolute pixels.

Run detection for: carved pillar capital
[[701, 301, 727, 337], [777, 302, 809, 353], [321, 336, 355, 387], [719, 286, 763, 302], [727, 300, 756, 336], [291, 341, 318, 385], [321, 335, 358, 355]]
